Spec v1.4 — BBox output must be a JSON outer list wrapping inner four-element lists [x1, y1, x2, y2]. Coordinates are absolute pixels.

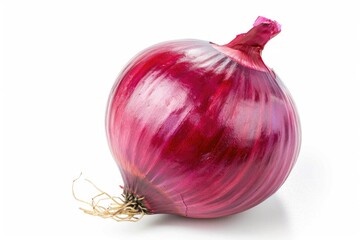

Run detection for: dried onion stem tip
[[72, 174, 148, 222]]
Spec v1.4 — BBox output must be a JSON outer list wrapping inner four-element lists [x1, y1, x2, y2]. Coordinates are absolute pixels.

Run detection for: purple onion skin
[[106, 17, 301, 218]]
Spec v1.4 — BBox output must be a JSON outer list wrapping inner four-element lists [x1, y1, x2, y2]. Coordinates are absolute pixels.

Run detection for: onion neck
[[211, 16, 281, 72], [225, 16, 281, 53]]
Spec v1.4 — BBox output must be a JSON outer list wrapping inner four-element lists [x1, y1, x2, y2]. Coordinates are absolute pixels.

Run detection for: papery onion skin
[[106, 16, 301, 218]]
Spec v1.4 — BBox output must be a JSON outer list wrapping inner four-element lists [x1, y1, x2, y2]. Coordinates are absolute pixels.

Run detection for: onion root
[[72, 173, 147, 222]]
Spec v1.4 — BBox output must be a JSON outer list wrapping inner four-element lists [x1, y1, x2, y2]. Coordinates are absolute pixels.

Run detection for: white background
[[1, 0, 360, 239]]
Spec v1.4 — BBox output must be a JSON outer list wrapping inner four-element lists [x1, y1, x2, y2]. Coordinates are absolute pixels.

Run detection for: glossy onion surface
[[106, 17, 301, 218]]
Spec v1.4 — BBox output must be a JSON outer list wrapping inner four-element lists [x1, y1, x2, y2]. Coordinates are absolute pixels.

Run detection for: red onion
[[104, 16, 301, 220]]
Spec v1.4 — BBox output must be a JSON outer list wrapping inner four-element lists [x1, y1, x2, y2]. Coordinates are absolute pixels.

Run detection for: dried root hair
[[72, 173, 148, 222]]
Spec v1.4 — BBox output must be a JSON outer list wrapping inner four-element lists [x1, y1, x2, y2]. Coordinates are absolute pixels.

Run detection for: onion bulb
[[81, 16, 301, 221]]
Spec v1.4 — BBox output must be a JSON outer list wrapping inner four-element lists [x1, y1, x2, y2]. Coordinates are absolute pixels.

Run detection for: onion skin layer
[[106, 17, 301, 218]]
